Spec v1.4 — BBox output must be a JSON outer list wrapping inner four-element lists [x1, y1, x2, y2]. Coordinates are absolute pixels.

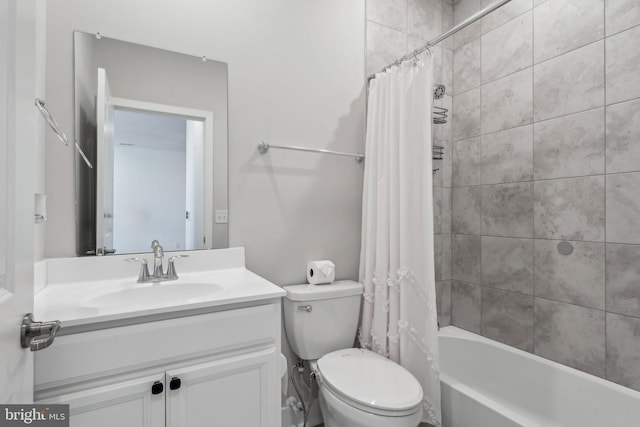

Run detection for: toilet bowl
[[283, 281, 424, 427], [313, 348, 423, 427]]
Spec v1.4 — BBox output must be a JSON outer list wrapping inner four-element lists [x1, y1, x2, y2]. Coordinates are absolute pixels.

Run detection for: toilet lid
[[317, 348, 423, 415]]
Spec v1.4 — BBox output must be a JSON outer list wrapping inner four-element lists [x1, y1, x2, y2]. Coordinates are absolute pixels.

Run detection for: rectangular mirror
[[73, 31, 228, 256]]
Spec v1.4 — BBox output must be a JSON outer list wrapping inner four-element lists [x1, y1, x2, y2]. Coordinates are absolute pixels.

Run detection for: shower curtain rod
[[368, 0, 512, 80]]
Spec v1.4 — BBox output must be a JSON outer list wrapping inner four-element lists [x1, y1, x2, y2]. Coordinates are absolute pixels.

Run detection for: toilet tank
[[283, 280, 363, 360]]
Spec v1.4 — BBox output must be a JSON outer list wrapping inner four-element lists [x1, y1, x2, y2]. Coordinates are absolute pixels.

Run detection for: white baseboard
[[281, 402, 323, 427]]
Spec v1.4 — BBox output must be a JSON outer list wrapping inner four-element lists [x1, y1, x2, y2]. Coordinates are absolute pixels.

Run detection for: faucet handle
[[151, 240, 164, 257], [126, 257, 151, 283], [166, 255, 189, 279]]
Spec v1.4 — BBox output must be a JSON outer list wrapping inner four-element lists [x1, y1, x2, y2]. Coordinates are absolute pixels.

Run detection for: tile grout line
[[366, 19, 406, 36], [605, 19, 640, 40], [453, 170, 640, 189], [453, 70, 640, 144], [451, 230, 640, 248], [603, 0, 608, 381], [446, 0, 454, 325], [531, 3, 537, 356], [451, 89, 640, 144], [452, 277, 640, 321], [479, 14, 484, 338]]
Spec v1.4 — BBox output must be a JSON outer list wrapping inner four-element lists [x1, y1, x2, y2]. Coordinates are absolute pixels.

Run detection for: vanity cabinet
[[41, 374, 165, 426], [165, 350, 272, 426], [34, 302, 281, 427]]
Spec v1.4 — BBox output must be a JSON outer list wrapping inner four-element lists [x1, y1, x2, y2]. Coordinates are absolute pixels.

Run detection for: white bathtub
[[439, 326, 640, 427]]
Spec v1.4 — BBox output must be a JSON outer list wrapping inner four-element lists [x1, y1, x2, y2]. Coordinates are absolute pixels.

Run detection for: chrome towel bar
[[258, 141, 444, 164], [35, 98, 93, 169], [258, 141, 365, 163]]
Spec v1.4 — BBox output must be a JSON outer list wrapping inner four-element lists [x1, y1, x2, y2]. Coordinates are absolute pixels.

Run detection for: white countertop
[[34, 248, 286, 332]]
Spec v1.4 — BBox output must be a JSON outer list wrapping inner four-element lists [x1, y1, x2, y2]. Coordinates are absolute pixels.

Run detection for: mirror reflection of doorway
[[75, 33, 228, 256], [112, 107, 205, 254]]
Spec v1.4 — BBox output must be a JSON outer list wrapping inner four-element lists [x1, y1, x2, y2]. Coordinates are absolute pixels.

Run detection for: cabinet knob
[[170, 377, 181, 390], [151, 381, 164, 395]]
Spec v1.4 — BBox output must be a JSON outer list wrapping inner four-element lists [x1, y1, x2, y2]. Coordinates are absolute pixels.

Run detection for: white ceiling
[[113, 108, 188, 152]]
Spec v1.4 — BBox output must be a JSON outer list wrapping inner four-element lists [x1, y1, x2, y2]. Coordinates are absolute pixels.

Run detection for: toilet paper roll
[[307, 260, 335, 285]]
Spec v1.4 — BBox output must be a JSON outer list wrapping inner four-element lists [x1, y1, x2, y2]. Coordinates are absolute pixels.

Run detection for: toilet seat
[[316, 348, 423, 417]]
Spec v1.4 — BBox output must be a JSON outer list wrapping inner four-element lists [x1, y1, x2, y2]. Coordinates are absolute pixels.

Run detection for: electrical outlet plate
[[215, 210, 228, 224]]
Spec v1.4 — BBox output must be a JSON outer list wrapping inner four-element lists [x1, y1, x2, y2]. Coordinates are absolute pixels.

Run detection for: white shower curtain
[[359, 54, 441, 426]]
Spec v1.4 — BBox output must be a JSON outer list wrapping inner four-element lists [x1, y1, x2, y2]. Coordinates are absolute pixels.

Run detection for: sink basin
[[86, 282, 224, 310]]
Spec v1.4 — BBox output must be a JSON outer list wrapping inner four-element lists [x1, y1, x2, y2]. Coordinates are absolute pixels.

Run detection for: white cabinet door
[[41, 374, 165, 427], [165, 350, 275, 427]]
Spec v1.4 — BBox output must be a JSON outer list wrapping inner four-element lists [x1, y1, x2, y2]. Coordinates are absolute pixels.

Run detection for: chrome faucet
[[151, 240, 164, 278], [126, 240, 189, 283]]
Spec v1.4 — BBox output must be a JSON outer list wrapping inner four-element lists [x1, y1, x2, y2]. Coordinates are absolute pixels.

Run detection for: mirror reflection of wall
[[73, 31, 228, 256]]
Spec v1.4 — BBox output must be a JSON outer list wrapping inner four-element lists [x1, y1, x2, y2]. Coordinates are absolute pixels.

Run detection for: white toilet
[[283, 280, 423, 427]]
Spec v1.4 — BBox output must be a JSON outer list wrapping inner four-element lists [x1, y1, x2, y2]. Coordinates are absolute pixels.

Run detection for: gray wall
[[449, 0, 640, 391], [365, 0, 455, 328], [44, 0, 366, 288], [45, 1, 366, 408], [34, 0, 47, 262]]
